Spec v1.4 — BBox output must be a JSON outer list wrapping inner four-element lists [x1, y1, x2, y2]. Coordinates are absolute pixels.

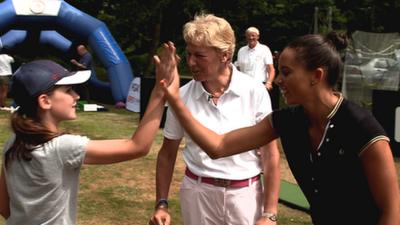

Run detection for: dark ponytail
[[5, 91, 61, 168], [326, 31, 349, 52]]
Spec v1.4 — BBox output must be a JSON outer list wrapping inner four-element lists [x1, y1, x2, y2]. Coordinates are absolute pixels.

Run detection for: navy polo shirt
[[272, 95, 389, 225]]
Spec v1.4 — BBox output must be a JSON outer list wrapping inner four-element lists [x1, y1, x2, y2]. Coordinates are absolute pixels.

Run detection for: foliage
[[65, 0, 400, 78], [1, 0, 396, 77]]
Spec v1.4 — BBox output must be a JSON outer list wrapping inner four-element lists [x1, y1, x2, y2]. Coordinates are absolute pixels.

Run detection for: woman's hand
[[149, 208, 171, 225]]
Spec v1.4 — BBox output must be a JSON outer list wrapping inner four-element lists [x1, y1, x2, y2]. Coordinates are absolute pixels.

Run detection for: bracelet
[[261, 212, 277, 222], [155, 198, 168, 210]]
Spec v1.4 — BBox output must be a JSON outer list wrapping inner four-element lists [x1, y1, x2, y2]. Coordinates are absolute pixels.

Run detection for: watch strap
[[261, 212, 278, 222], [155, 198, 168, 210]]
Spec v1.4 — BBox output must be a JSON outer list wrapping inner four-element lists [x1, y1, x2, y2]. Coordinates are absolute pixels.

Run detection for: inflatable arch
[[0, 0, 134, 105]]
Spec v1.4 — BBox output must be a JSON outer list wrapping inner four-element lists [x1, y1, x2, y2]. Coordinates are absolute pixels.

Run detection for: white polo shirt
[[0, 54, 14, 76], [163, 65, 272, 180], [235, 42, 273, 83]]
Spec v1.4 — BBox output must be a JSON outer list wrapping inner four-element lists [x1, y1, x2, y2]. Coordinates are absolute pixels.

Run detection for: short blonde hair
[[183, 13, 236, 61], [246, 27, 260, 35]]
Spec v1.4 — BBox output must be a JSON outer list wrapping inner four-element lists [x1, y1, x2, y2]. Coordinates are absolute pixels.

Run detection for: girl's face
[[46, 85, 80, 122], [185, 43, 225, 82], [276, 48, 314, 105]]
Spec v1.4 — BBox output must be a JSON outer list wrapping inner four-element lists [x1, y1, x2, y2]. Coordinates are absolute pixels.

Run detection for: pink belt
[[185, 168, 260, 188]]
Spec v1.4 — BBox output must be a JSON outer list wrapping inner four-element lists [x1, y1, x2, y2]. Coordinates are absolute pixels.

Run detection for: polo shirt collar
[[192, 64, 241, 100], [326, 92, 344, 119], [248, 41, 260, 50]]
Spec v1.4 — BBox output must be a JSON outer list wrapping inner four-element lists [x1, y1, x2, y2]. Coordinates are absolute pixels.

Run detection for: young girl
[[0, 42, 177, 225], [161, 33, 400, 225]]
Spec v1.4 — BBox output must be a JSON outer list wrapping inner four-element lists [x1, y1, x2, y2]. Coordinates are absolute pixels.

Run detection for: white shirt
[[3, 134, 89, 225], [0, 54, 14, 76], [235, 42, 273, 83], [163, 65, 272, 179]]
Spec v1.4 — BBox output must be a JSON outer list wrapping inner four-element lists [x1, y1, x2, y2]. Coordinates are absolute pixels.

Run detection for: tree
[[65, 0, 400, 77]]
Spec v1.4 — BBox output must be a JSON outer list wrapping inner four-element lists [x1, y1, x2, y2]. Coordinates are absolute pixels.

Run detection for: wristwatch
[[155, 199, 168, 210], [261, 212, 278, 222]]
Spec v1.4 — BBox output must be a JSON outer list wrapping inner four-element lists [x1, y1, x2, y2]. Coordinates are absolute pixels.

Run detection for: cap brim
[[55, 70, 91, 85]]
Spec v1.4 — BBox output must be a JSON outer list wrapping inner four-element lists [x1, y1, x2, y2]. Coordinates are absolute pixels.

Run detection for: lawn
[[0, 102, 398, 225]]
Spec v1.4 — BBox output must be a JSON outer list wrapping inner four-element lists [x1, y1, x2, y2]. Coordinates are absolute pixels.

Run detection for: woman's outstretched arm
[[167, 96, 277, 158], [160, 45, 278, 158]]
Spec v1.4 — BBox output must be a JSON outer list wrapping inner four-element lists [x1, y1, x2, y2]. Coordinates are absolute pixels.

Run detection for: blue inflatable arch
[[0, 0, 134, 105]]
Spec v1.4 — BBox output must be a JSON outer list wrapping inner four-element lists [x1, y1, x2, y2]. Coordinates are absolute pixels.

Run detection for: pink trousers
[[179, 175, 263, 225]]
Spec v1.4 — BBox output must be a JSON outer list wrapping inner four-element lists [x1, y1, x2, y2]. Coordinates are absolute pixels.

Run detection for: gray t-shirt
[[3, 134, 89, 225]]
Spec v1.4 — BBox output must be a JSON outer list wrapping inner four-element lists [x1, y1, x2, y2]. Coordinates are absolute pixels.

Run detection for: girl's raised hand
[[153, 41, 181, 102], [153, 41, 179, 86]]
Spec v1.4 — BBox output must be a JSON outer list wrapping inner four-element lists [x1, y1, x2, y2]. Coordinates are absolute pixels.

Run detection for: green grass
[[0, 101, 314, 225], [2, 100, 399, 225]]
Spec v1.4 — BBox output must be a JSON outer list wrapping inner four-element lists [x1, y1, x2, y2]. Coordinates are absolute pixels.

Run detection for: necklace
[[207, 91, 222, 102], [208, 86, 226, 99], [205, 68, 232, 101]]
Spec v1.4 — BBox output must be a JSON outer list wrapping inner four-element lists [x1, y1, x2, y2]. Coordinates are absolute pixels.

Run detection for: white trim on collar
[[327, 92, 344, 119]]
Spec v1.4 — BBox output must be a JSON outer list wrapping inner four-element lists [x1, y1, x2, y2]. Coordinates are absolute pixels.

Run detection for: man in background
[[235, 27, 279, 109], [70, 45, 93, 101]]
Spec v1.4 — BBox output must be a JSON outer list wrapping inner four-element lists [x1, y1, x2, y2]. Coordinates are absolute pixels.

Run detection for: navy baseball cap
[[10, 60, 91, 99]]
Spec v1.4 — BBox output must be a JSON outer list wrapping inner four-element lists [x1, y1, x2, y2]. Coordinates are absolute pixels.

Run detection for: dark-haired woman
[[160, 32, 400, 225]]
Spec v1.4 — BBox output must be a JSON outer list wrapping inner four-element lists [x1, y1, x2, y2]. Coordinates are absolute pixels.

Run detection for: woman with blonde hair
[[150, 14, 280, 225]]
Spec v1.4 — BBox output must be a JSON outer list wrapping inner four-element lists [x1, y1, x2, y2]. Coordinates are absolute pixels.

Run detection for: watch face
[[269, 215, 278, 222], [262, 213, 278, 222]]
